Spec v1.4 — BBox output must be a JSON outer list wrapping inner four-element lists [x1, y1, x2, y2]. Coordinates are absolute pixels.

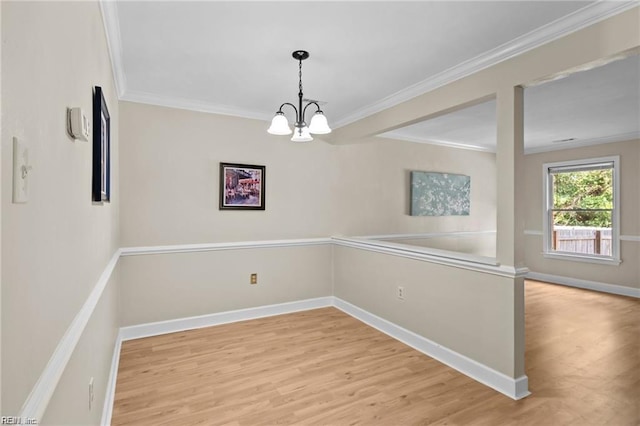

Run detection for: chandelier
[[267, 50, 331, 142]]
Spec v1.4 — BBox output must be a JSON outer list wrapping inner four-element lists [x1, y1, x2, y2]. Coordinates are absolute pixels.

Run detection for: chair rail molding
[[28, 235, 627, 423], [18, 250, 122, 423]]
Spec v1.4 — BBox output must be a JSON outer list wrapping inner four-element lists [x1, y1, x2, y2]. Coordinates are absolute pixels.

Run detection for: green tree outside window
[[552, 169, 613, 227]]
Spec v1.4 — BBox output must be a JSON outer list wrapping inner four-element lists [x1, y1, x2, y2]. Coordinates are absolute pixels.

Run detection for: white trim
[[542, 156, 621, 265], [335, 237, 500, 266], [119, 297, 334, 341], [18, 250, 121, 423], [526, 230, 639, 241], [332, 2, 639, 129], [121, 90, 273, 122], [20, 235, 534, 422], [103, 294, 529, 422], [120, 237, 333, 256], [100, 334, 122, 426], [333, 298, 530, 400], [332, 237, 529, 279], [98, 1, 126, 98], [542, 251, 622, 266], [527, 271, 640, 299], [376, 133, 495, 153], [358, 230, 496, 241]]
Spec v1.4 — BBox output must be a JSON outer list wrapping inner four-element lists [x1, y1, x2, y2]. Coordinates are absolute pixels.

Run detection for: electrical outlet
[[397, 286, 405, 300], [88, 377, 94, 410], [250, 273, 258, 285]]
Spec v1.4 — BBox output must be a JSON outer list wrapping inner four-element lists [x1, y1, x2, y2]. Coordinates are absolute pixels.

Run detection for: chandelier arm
[[302, 101, 322, 122], [278, 102, 299, 117]]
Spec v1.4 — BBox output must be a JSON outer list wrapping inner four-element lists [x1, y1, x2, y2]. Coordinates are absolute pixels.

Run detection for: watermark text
[[1, 417, 38, 425]]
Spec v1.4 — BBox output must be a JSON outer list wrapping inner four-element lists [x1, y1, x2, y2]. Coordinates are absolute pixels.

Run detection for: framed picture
[[219, 163, 266, 210], [92, 86, 110, 203], [410, 171, 470, 216]]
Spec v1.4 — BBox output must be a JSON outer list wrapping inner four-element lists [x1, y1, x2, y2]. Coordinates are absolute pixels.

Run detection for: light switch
[[12, 137, 30, 203]]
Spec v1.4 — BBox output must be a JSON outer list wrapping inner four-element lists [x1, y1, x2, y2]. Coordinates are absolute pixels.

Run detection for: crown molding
[[377, 133, 495, 153], [99, 0, 126, 98], [99, 0, 271, 121], [333, 1, 639, 129], [101, 1, 637, 125], [122, 90, 273, 122]]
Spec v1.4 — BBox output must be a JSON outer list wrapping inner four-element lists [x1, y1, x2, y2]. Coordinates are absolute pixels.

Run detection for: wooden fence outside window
[[552, 226, 612, 256]]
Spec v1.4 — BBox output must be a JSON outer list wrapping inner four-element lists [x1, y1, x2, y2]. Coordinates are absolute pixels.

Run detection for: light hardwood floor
[[112, 281, 639, 425]]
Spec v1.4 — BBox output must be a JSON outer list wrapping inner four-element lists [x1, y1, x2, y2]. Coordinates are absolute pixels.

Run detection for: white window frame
[[542, 156, 621, 266]]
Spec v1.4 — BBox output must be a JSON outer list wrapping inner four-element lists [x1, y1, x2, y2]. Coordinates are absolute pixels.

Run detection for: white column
[[0, 0, 3, 412], [496, 85, 526, 380], [496, 86, 525, 268]]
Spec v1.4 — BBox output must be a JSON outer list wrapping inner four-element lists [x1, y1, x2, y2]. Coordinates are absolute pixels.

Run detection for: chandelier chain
[[298, 60, 303, 95]]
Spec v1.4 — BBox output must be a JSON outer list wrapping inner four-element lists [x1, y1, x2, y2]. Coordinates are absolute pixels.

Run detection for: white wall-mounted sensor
[[67, 107, 90, 141]]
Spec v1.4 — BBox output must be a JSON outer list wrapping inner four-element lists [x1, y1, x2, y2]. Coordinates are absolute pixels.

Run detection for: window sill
[[542, 252, 621, 266]]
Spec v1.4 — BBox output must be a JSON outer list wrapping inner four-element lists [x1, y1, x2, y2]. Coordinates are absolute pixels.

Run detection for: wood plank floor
[[112, 281, 639, 425]]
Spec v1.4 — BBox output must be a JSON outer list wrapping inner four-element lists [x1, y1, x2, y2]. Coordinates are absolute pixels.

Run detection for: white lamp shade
[[267, 113, 292, 135], [308, 111, 331, 134], [291, 126, 313, 142]]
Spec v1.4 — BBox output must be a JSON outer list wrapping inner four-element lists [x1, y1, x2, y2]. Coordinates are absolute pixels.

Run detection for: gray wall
[[119, 101, 338, 247], [120, 246, 333, 327], [119, 102, 497, 247], [334, 137, 497, 237], [332, 245, 521, 376], [41, 270, 120, 426], [1, 1, 120, 420], [523, 139, 639, 289]]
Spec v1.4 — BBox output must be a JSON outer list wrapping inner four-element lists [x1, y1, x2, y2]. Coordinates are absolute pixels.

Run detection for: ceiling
[[103, 1, 639, 151], [381, 54, 640, 153]]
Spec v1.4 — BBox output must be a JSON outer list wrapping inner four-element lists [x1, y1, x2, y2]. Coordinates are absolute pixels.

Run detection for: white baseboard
[[333, 297, 530, 401], [100, 334, 122, 426], [103, 295, 529, 423], [24, 235, 537, 424], [527, 271, 640, 298], [102, 297, 334, 424], [119, 297, 334, 341]]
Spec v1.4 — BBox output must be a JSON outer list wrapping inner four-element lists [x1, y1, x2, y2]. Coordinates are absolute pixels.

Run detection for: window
[[542, 156, 620, 265]]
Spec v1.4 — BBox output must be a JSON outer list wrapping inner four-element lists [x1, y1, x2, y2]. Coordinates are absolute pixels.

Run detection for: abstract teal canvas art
[[410, 171, 470, 216]]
